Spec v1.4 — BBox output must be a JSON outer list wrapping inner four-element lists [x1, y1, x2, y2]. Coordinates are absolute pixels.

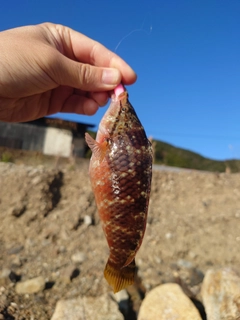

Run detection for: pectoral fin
[[85, 132, 108, 163]]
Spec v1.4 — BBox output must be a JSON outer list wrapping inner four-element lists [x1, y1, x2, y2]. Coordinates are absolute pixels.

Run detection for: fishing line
[[114, 13, 153, 52]]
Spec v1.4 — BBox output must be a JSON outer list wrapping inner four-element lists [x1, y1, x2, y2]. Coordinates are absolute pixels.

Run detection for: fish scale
[[85, 85, 152, 293]]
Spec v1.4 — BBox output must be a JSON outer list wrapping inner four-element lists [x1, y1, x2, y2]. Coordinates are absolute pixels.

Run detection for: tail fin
[[104, 259, 136, 293]]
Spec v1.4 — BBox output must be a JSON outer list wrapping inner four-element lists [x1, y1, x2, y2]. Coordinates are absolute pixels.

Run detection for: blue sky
[[1, 0, 240, 160]]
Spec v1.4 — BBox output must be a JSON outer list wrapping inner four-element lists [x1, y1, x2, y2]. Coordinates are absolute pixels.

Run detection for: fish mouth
[[114, 83, 125, 97], [112, 90, 128, 103], [112, 84, 128, 102]]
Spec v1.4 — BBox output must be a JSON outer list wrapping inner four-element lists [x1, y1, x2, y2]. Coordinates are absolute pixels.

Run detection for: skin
[[0, 23, 137, 122]]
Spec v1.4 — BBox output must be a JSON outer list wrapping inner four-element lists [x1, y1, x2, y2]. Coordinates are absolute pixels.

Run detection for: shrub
[[1, 151, 13, 163]]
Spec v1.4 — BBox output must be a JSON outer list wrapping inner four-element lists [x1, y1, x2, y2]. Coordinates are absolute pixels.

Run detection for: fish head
[[96, 90, 142, 143]]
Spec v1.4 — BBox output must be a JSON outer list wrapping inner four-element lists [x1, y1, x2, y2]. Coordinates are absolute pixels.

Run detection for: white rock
[[113, 289, 129, 303], [111, 289, 129, 315], [176, 259, 193, 269], [71, 252, 86, 264], [31, 176, 42, 185], [84, 215, 92, 226], [201, 268, 240, 320], [165, 232, 173, 239], [15, 276, 45, 294], [51, 294, 124, 320], [138, 283, 202, 320]]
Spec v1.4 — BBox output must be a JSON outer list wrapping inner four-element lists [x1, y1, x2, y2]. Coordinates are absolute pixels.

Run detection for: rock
[[57, 246, 66, 254], [7, 245, 24, 255], [59, 266, 80, 284], [201, 268, 240, 320], [165, 232, 173, 239], [31, 176, 42, 185], [9, 271, 21, 283], [84, 215, 92, 226], [15, 276, 45, 294], [71, 251, 86, 264], [10, 203, 26, 217], [11, 255, 22, 268], [51, 294, 124, 320], [176, 259, 193, 269], [174, 259, 204, 287], [138, 283, 202, 320], [0, 268, 11, 286], [111, 289, 129, 316]]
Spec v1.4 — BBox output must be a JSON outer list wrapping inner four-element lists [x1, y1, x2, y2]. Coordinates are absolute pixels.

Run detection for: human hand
[[0, 23, 137, 122]]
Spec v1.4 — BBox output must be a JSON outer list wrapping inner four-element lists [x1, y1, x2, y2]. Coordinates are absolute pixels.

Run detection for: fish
[[85, 84, 152, 293]]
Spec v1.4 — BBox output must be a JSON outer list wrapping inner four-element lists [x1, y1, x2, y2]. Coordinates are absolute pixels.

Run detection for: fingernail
[[102, 69, 120, 85]]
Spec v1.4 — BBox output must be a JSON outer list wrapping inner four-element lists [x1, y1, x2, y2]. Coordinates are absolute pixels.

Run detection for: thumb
[[52, 54, 122, 91]]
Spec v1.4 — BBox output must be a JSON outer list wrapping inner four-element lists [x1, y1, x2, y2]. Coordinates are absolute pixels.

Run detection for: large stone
[[201, 268, 240, 320], [51, 294, 124, 320], [138, 283, 201, 320], [15, 276, 45, 294]]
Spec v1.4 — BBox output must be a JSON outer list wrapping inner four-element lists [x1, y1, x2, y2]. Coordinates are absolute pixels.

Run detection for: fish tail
[[104, 259, 136, 293]]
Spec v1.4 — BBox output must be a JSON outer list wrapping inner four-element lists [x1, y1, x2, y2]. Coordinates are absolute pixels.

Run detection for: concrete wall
[[0, 122, 45, 151], [0, 122, 88, 158], [43, 127, 72, 157], [72, 137, 86, 157]]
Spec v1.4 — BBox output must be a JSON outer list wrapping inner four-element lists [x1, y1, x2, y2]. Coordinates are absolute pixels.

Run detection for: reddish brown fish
[[85, 85, 152, 293]]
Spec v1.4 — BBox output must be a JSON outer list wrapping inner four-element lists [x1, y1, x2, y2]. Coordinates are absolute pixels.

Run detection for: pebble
[[31, 176, 42, 185], [111, 289, 129, 316], [51, 294, 124, 320], [165, 232, 173, 239], [15, 276, 45, 294], [59, 266, 80, 284], [0, 269, 11, 286], [138, 283, 202, 320], [201, 268, 240, 320], [9, 271, 21, 283], [176, 259, 193, 269], [11, 255, 22, 268], [84, 215, 92, 226], [7, 245, 24, 255], [57, 246, 66, 254], [175, 259, 204, 286], [9, 204, 26, 217], [71, 252, 86, 264]]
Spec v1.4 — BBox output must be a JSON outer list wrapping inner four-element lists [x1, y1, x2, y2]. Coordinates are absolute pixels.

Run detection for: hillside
[[154, 140, 240, 173]]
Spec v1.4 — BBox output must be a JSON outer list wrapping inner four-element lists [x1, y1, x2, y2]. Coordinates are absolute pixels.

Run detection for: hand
[[0, 23, 137, 122]]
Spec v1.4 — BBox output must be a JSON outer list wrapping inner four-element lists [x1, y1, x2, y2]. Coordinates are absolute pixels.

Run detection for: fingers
[[71, 37, 137, 85], [73, 90, 109, 107], [49, 86, 108, 116], [52, 53, 122, 91], [89, 91, 109, 106], [45, 23, 137, 85], [60, 94, 99, 116]]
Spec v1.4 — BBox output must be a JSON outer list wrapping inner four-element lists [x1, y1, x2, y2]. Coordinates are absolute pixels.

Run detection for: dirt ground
[[0, 152, 240, 319]]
